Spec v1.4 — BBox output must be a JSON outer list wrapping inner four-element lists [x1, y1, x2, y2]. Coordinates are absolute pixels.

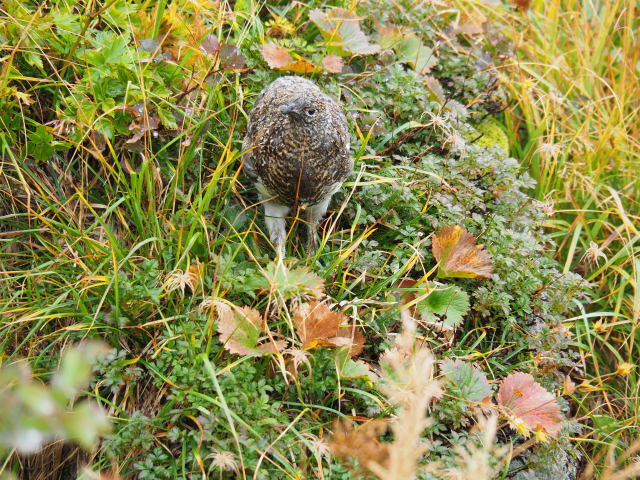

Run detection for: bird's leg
[[306, 196, 332, 255], [263, 199, 290, 257]]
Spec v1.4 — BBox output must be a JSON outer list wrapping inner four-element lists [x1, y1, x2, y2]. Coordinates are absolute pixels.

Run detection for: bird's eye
[[306, 109, 316, 116]]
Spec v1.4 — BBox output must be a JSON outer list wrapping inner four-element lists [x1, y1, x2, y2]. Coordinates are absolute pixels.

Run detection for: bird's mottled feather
[[243, 76, 352, 206]]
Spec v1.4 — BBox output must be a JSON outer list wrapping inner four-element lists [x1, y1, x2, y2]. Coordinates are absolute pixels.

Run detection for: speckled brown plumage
[[243, 76, 352, 255]]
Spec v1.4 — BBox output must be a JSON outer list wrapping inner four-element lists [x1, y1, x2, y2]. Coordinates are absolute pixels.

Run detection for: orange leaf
[[293, 301, 364, 356], [260, 43, 320, 74], [432, 225, 493, 279], [498, 372, 563, 438], [322, 54, 344, 73], [513, 0, 531, 11], [284, 59, 320, 74]]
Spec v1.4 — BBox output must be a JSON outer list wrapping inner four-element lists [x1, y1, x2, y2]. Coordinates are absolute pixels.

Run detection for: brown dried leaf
[[294, 301, 341, 347], [189, 12, 208, 45], [333, 326, 365, 356], [124, 102, 145, 118], [260, 43, 319, 73], [281, 59, 319, 74], [562, 375, 576, 396], [215, 301, 286, 356], [432, 225, 493, 279], [498, 372, 563, 438], [329, 419, 389, 468], [424, 76, 446, 103], [322, 54, 343, 73], [293, 301, 364, 356]]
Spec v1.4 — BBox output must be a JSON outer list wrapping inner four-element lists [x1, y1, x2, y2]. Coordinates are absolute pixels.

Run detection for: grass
[[0, 0, 639, 478], [472, 0, 640, 469]]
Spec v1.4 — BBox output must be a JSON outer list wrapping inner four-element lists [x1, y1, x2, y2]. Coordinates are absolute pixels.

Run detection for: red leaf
[[513, 0, 531, 11], [498, 372, 563, 438], [201, 34, 221, 54], [261, 43, 294, 68], [219, 44, 246, 70]]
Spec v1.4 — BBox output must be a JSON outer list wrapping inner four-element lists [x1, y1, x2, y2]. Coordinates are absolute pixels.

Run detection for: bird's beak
[[282, 102, 298, 116]]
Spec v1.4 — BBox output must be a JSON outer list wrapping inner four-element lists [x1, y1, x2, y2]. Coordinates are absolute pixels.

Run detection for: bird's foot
[[306, 225, 318, 257]]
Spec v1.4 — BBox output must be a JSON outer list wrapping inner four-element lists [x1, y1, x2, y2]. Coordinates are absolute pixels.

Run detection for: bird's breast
[[250, 119, 349, 206]]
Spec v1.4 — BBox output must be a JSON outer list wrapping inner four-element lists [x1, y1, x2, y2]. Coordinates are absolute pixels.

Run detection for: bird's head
[[281, 94, 329, 128]]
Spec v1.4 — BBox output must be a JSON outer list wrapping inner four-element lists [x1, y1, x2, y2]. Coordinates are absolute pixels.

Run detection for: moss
[[467, 117, 510, 156]]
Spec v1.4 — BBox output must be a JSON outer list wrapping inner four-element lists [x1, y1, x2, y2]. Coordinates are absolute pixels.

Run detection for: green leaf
[[157, 105, 178, 129], [441, 359, 491, 402], [341, 359, 376, 380], [53, 342, 108, 398], [260, 262, 324, 300], [335, 348, 376, 381], [28, 125, 53, 162], [61, 401, 111, 450], [395, 34, 436, 73], [101, 97, 116, 114], [417, 284, 469, 328]]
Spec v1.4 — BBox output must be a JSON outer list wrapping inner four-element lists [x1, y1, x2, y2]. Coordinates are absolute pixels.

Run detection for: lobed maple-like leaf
[[394, 278, 468, 330], [310, 8, 380, 56], [497, 372, 563, 438], [417, 284, 470, 328], [441, 359, 491, 403], [432, 225, 493, 279], [215, 301, 286, 356], [329, 419, 389, 467], [293, 301, 364, 356], [261, 262, 324, 300], [260, 43, 320, 74]]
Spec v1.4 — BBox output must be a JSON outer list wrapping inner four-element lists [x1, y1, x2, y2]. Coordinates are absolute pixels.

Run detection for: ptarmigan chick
[[243, 76, 352, 255]]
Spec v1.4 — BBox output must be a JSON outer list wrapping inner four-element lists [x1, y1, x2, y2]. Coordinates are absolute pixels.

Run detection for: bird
[[242, 76, 352, 256]]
